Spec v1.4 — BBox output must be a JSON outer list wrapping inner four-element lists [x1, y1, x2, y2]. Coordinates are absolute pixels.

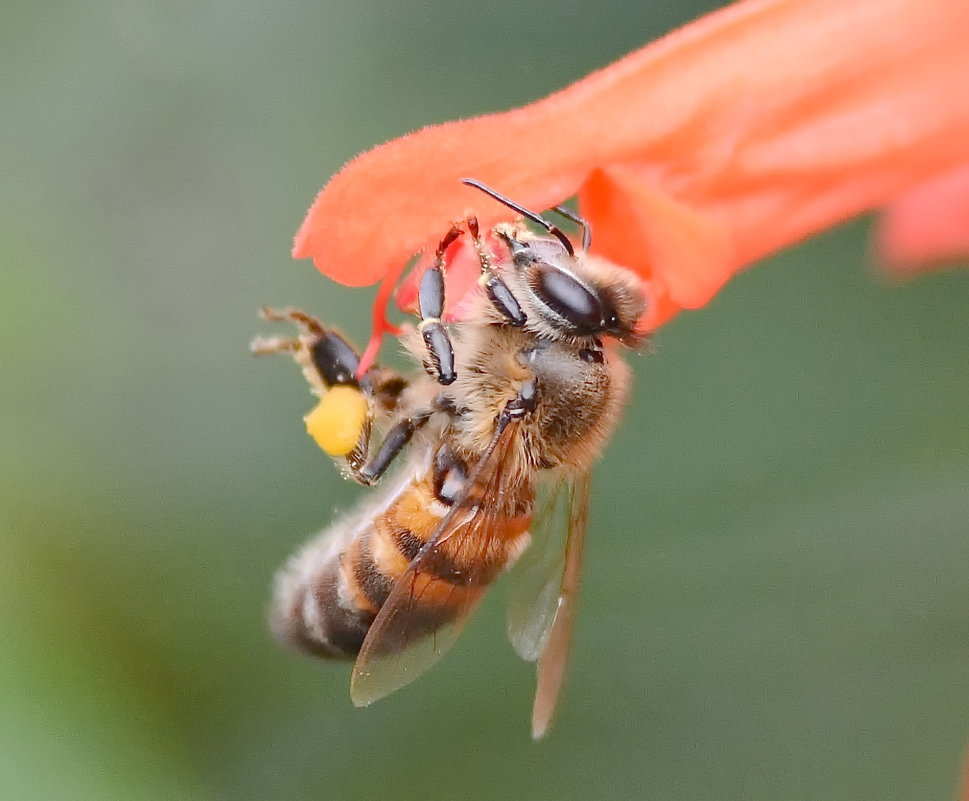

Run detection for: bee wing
[[350, 415, 524, 707], [505, 479, 574, 662], [508, 472, 592, 740]]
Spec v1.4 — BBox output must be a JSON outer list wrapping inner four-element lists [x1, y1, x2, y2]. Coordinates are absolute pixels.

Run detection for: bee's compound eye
[[532, 263, 604, 333], [304, 385, 369, 456]]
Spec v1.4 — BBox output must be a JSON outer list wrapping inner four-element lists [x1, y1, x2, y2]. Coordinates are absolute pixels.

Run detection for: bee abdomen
[[270, 482, 444, 659], [271, 555, 376, 660], [272, 479, 529, 660]]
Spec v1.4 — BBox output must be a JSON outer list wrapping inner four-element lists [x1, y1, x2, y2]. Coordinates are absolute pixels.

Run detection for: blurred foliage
[[2, 1, 968, 799]]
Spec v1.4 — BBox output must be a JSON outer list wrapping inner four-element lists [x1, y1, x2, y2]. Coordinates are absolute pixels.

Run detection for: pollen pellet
[[304, 386, 368, 456]]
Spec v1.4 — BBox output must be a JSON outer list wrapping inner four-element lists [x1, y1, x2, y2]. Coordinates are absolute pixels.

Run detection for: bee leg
[[355, 408, 434, 486], [253, 306, 407, 412], [417, 225, 463, 386], [254, 307, 411, 481], [353, 392, 455, 485], [254, 306, 358, 386], [255, 306, 329, 343], [467, 216, 526, 327], [252, 307, 330, 359], [250, 335, 301, 356]]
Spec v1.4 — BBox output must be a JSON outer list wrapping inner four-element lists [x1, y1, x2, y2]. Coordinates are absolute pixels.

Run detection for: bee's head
[[460, 179, 646, 345], [496, 225, 646, 346]]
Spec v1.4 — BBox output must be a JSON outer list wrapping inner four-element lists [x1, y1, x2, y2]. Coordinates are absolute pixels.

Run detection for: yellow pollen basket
[[304, 385, 369, 457]]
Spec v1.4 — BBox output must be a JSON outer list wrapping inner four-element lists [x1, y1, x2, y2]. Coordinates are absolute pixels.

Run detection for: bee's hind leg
[[253, 306, 411, 483], [253, 306, 406, 408], [257, 305, 327, 334], [253, 306, 357, 387], [250, 335, 301, 356]]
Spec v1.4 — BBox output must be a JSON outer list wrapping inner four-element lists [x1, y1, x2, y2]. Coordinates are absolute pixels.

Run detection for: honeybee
[[253, 180, 647, 738]]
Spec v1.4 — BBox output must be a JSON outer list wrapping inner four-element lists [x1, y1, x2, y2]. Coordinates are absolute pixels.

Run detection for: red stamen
[[355, 258, 405, 379]]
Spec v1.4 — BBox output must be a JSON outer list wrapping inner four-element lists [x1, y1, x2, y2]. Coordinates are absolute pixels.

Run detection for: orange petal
[[394, 236, 492, 322], [874, 163, 969, 276], [580, 166, 734, 315], [295, 0, 969, 326]]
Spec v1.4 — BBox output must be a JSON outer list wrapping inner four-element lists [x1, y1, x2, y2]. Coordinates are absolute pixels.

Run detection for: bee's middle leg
[[355, 409, 432, 485], [355, 393, 457, 485]]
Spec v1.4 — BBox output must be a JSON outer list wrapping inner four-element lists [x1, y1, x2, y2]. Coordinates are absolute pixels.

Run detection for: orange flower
[[875, 164, 969, 276], [294, 0, 969, 355]]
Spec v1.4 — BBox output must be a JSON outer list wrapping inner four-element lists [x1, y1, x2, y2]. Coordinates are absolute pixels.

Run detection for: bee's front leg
[[467, 216, 526, 327], [416, 225, 463, 386]]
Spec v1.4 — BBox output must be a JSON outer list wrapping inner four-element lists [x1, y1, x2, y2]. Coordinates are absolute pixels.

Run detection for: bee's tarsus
[[258, 306, 327, 336], [249, 335, 299, 356], [464, 215, 528, 327]]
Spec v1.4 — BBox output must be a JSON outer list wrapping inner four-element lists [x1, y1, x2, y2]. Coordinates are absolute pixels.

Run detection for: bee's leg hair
[[250, 335, 300, 356]]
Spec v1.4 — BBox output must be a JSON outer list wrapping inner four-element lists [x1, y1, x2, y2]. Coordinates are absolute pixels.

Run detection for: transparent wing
[[505, 479, 574, 662], [350, 415, 525, 707], [531, 472, 592, 740]]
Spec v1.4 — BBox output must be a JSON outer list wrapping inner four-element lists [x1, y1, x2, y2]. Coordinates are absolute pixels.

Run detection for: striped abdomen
[[271, 472, 531, 659]]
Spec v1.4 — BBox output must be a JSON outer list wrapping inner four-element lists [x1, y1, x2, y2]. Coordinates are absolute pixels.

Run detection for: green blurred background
[[3, 1, 968, 799]]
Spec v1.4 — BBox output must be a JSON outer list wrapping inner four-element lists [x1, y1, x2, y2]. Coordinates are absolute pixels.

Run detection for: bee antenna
[[461, 178, 576, 257]]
